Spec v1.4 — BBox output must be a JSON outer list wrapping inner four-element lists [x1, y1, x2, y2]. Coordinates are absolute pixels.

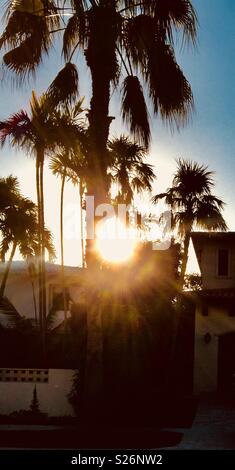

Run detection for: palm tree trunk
[[83, 72, 111, 406], [84, 4, 117, 268], [0, 241, 17, 298], [82, 3, 119, 415], [79, 180, 85, 268], [180, 230, 191, 287], [36, 147, 47, 360], [27, 260, 38, 324], [60, 168, 68, 326], [36, 155, 43, 336], [39, 155, 47, 358], [31, 278, 38, 325]]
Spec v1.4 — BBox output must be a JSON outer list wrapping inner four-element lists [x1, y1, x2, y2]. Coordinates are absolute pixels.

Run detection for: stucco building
[[191, 232, 235, 395], [0, 261, 83, 416]]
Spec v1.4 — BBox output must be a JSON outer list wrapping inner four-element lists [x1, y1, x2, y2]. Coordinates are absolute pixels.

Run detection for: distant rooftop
[[0, 261, 83, 274]]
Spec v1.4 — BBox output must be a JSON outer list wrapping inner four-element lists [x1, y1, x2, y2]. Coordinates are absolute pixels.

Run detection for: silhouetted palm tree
[[50, 152, 86, 326], [49, 99, 87, 271], [0, 92, 56, 346], [0, 90, 80, 344], [0, 176, 21, 261], [50, 149, 87, 263], [108, 135, 155, 205], [0, 194, 55, 302], [0, 176, 20, 213], [0, 0, 197, 265], [49, 100, 87, 324], [152, 159, 227, 285]]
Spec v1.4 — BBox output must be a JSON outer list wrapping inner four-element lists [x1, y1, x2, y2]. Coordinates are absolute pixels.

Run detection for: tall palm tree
[[0, 194, 55, 301], [50, 150, 86, 264], [49, 151, 86, 325], [27, 258, 38, 324], [49, 99, 87, 268], [0, 91, 79, 349], [108, 135, 155, 205], [0, 0, 197, 265], [0, 92, 55, 348], [49, 100, 87, 322], [0, 176, 20, 212], [0, 176, 21, 261], [152, 159, 228, 286]]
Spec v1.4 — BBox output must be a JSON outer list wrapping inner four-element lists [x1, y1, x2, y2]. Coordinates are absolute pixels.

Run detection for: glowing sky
[[0, 0, 235, 269]]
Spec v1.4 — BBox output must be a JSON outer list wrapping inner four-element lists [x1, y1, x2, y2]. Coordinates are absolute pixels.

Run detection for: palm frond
[[135, 162, 155, 188], [124, 14, 156, 68], [121, 75, 150, 149], [153, 0, 197, 45], [108, 135, 146, 163], [173, 159, 214, 195], [44, 228, 56, 262], [152, 192, 170, 204], [49, 154, 67, 177], [156, 158, 227, 238], [3, 0, 60, 22], [147, 42, 194, 128], [49, 152, 77, 179], [195, 202, 228, 232], [200, 194, 225, 210], [0, 110, 31, 146], [63, 9, 87, 60], [109, 134, 154, 203], [46, 63, 79, 107], [131, 176, 147, 193], [0, 237, 10, 259], [1, 10, 55, 77]]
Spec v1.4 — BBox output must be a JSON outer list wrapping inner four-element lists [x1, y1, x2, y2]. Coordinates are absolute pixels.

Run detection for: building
[[0, 261, 84, 417], [0, 368, 75, 417], [0, 260, 85, 328], [191, 232, 235, 395]]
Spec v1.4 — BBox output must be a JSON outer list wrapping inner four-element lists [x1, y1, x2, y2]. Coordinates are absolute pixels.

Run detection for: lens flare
[[96, 217, 137, 264]]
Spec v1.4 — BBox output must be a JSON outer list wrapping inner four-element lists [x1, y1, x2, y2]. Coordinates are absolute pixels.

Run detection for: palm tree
[[0, 92, 55, 348], [0, 0, 197, 264], [0, 176, 21, 212], [50, 150, 86, 261], [0, 176, 21, 262], [152, 159, 228, 286], [49, 99, 87, 269], [0, 91, 80, 349], [108, 135, 155, 206], [49, 150, 86, 323], [49, 100, 87, 322], [27, 258, 38, 324], [0, 194, 55, 302]]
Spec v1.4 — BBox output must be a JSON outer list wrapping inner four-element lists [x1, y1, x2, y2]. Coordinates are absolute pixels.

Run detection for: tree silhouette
[[108, 135, 155, 205], [30, 386, 40, 415], [153, 159, 227, 285], [0, 0, 197, 264], [0, 181, 55, 301], [0, 92, 81, 350]]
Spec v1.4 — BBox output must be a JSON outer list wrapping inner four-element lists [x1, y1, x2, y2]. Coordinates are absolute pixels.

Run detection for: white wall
[[0, 369, 75, 416], [0, 267, 84, 321], [4, 271, 38, 319], [198, 240, 235, 290], [194, 304, 235, 395]]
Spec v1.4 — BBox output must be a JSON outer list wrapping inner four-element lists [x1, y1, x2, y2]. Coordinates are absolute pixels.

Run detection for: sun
[[96, 217, 137, 264]]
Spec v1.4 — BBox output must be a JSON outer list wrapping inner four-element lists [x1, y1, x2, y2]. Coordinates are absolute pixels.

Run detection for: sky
[[0, 0, 235, 268]]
